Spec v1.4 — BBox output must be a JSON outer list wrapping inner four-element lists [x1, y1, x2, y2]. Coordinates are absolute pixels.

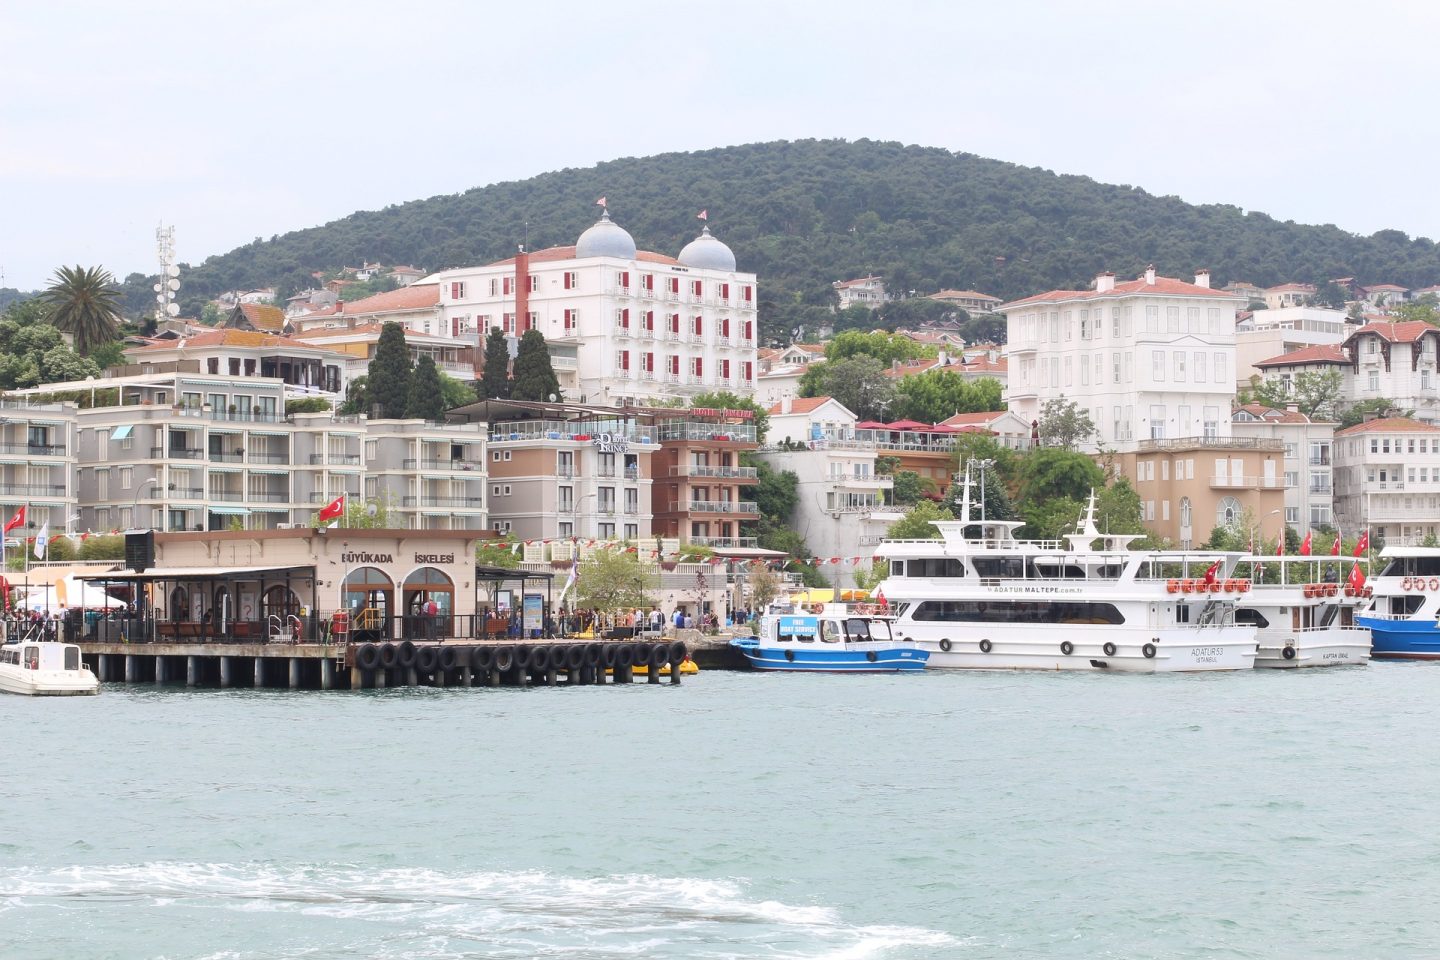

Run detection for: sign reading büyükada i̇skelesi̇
[[340, 551, 457, 565]]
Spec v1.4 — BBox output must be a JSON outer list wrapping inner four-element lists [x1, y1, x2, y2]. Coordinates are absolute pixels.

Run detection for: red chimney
[[515, 247, 530, 335]]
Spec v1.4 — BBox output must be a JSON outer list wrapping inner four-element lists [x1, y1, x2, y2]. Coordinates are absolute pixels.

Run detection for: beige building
[[1112, 436, 1286, 548], [0, 400, 78, 544]]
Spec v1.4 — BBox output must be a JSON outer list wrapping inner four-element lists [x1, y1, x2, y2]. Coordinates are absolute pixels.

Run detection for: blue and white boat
[[1356, 546, 1440, 659], [730, 605, 928, 672]]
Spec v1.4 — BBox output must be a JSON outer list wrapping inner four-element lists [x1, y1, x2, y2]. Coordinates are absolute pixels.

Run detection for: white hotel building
[[427, 210, 760, 406], [1002, 268, 1247, 451]]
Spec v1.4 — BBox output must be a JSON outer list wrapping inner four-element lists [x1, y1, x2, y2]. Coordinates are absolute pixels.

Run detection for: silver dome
[[677, 226, 736, 271], [575, 210, 637, 260]]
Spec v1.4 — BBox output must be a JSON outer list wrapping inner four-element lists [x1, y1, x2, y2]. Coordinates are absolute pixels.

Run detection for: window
[[1207, 308, 1220, 333], [1150, 404, 1166, 440], [1152, 350, 1166, 382], [97, 469, 109, 500], [691, 279, 703, 297], [450, 281, 466, 300], [1368, 371, 1380, 391], [1203, 407, 1219, 440], [1180, 497, 1193, 529], [1079, 309, 1089, 339], [528, 275, 538, 292], [1145, 306, 1159, 331], [1081, 355, 1090, 385], [1167, 306, 1180, 332], [617, 308, 630, 329], [912, 600, 1124, 624], [643, 310, 654, 331], [1173, 352, 1186, 382], [1063, 357, 1072, 386], [1063, 311, 1073, 341], [618, 271, 630, 290], [488, 278, 499, 297], [1194, 352, 1206, 383], [599, 522, 616, 539], [1214, 353, 1226, 383], [1286, 506, 1300, 524], [743, 319, 753, 342], [743, 361, 753, 382], [563, 271, 577, 290], [563, 308, 577, 331], [1217, 496, 1242, 528]]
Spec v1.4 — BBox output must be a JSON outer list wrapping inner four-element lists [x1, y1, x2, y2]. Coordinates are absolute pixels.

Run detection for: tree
[[746, 461, 799, 521], [1017, 447, 1105, 507], [890, 470, 927, 506], [439, 373, 477, 410], [315, 494, 396, 528], [285, 397, 332, 415], [1390, 301, 1440, 325], [1037, 398, 1097, 450], [824, 330, 935, 364], [405, 354, 446, 420], [476, 536, 520, 569], [1339, 398, 1414, 428], [339, 375, 368, 416], [691, 391, 770, 442], [746, 564, 781, 612], [798, 355, 894, 421], [890, 370, 1003, 423], [510, 328, 562, 401], [853, 559, 888, 592], [90, 340, 125, 371], [887, 500, 953, 539], [77, 534, 125, 560], [1311, 281, 1348, 309], [574, 549, 658, 617], [42, 265, 120, 354], [367, 322, 412, 419], [1242, 369, 1342, 421], [481, 326, 510, 400], [0, 310, 99, 390], [1096, 477, 1146, 536]]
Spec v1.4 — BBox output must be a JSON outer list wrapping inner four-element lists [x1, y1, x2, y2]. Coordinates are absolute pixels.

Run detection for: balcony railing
[[309, 454, 362, 465], [687, 333, 705, 344], [170, 487, 205, 498], [1139, 437, 1285, 453], [557, 465, 577, 478], [0, 443, 65, 456], [249, 453, 290, 465], [669, 464, 758, 479], [401, 496, 485, 508], [247, 492, 290, 503], [1209, 475, 1287, 490], [688, 536, 758, 548], [672, 500, 759, 514], [616, 325, 633, 338], [209, 452, 243, 463], [656, 422, 758, 443], [0, 483, 65, 497], [308, 492, 357, 503], [153, 447, 204, 460], [209, 490, 244, 502], [402, 459, 483, 471]]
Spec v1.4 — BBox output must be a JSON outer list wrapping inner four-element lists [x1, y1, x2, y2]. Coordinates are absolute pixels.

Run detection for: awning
[[247, 430, 290, 437], [246, 467, 289, 475], [111, 425, 134, 440], [79, 564, 315, 582], [207, 506, 251, 516], [252, 506, 290, 512], [207, 465, 242, 474]]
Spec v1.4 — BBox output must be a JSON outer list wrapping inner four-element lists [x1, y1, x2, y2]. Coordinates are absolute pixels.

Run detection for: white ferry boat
[[0, 640, 100, 696], [872, 476, 1258, 672], [1235, 556, 1371, 668]]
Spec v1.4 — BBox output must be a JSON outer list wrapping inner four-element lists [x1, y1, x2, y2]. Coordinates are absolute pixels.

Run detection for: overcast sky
[[3, 0, 1435, 290]]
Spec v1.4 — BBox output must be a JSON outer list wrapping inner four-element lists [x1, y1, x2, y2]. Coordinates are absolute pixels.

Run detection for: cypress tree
[[405, 355, 446, 421], [510, 328, 562, 402], [482, 326, 511, 400], [368, 322, 413, 419]]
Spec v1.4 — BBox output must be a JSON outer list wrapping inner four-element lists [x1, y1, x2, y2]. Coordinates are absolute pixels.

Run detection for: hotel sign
[[592, 432, 630, 453]]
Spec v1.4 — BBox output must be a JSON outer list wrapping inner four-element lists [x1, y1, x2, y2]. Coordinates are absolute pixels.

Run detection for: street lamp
[[131, 477, 160, 531]]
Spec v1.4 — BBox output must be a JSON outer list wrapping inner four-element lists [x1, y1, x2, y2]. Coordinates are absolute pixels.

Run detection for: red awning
[[855, 420, 889, 430], [884, 419, 931, 430]]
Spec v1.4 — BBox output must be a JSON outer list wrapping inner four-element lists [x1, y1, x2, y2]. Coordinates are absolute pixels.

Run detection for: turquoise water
[[3, 666, 1439, 959]]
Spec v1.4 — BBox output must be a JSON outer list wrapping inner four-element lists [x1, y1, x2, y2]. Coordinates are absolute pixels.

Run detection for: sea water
[[2, 665, 1438, 959]]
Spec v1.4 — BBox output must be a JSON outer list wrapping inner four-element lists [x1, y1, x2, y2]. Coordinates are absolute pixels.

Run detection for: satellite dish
[[365, 502, 379, 517], [167, 278, 180, 291], [152, 283, 162, 293], [167, 265, 180, 278], [156, 294, 165, 303], [166, 303, 180, 316]]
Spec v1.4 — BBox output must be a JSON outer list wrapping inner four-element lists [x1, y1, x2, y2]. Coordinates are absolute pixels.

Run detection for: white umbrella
[[16, 577, 123, 613]]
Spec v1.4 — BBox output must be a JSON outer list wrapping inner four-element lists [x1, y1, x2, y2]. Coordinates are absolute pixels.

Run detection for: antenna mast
[[154, 223, 180, 327]]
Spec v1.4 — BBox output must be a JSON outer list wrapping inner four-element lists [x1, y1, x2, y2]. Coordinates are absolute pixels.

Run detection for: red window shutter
[[721, 317, 730, 337], [622, 308, 630, 327], [644, 310, 653, 329], [645, 274, 654, 290], [721, 283, 729, 299], [744, 320, 753, 340], [503, 277, 512, 295], [695, 357, 703, 376], [621, 271, 630, 288], [743, 361, 753, 381], [670, 277, 679, 293], [563, 273, 572, 290], [744, 285, 753, 302], [720, 359, 729, 379], [693, 316, 702, 334], [670, 313, 679, 332], [670, 355, 679, 374], [622, 350, 630, 370]]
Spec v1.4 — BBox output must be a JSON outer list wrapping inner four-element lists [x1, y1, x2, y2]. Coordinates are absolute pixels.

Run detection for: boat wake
[[1, 861, 955, 958]]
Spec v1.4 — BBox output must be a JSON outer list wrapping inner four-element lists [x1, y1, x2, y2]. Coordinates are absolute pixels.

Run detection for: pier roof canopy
[[79, 564, 315, 581]]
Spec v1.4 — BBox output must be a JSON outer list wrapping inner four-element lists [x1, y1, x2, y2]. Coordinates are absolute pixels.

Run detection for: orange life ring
[[1166, 579, 1180, 594], [1302, 584, 1315, 598], [1239, 579, 1251, 591], [1430, 578, 1439, 592], [1181, 580, 1195, 594], [1403, 577, 1414, 591], [1210, 581, 1223, 593]]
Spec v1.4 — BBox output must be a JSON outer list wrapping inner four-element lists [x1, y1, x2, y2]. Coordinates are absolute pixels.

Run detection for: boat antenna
[[958, 461, 975, 524], [1077, 488, 1100, 538]]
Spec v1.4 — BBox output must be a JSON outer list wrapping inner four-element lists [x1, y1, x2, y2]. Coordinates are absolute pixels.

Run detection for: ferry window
[[971, 558, 1024, 579], [846, 618, 872, 641], [816, 622, 835, 643], [1176, 604, 1192, 624], [890, 560, 905, 577], [909, 558, 967, 577], [1380, 557, 1440, 577], [24, 647, 39, 669], [1234, 608, 1269, 628], [64, 646, 80, 670], [911, 600, 1124, 624], [1387, 595, 1424, 617]]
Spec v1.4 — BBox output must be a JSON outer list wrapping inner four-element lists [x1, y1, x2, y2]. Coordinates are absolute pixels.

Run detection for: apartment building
[[761, 397, 899, 586], [291, 323, 478, 384], [929, 289, 1002, 314], [1230, 404, 1337, 537], [1003, 268, 1245, 453], [1234, 307, 1349, 385], [1333, 418, 1440, 545], [450, 400, 658, 543], [1254, 319, 1440, 424], [1263, 283, 1316, 309], [9, 371, 487, 533], [427, 209, 759, 404], [124, 330, 348, 396], [651, 407, 760, 549], [0, 400, 77, 543]]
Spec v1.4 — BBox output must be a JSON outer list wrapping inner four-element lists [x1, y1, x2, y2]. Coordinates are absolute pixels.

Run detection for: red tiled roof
[[961, 357, 1006, 373], [882, 358, 944, 378], [233, 303, 285, 331], [1002, 275, 1242, 309], [1233, 403, 1312, 424], [767, 397, 839, 415], [1336, 417, 1440, 436], [487, 245, 680, 267], [938, 411, 1015, 428], [1254, 344, 1350, 367], [1348, 320, 1434, 343], [337, 283, 440, 315], [834, 276, 882, 288], [133, 329, 344, 354]]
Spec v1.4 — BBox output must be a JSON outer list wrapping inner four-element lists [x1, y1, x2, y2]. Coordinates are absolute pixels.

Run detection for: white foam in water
[[1, 862, 956, 958]]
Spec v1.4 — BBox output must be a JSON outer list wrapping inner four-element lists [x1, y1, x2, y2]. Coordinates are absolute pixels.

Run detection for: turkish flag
[[3, 504, 25, 533], [1202, 559, 1222, 585], [1348, 562, 1366, 591], [1331, 533, 1342, 556], [876, 589, 888, 610], [318, 495, 345, 524], [1353, 531, 1369, 557], [1299, 531, 1312, 556]]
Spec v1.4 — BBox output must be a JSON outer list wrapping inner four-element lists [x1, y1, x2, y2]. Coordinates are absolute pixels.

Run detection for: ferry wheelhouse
[[731, 604, 927, 672], [871, 477, 1258, 673], [1356, 546, 1440, 660], [1234, 556, 1371, 667]]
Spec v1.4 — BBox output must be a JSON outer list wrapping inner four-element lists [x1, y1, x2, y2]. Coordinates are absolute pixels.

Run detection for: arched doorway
[[402, 566, 454, 641], [262, 585, 300, 634], [343, 566, 393, 641]]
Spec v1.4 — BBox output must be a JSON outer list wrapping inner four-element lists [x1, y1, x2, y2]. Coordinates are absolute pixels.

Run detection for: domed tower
[[575, 209, 637, 260], [677, 225, 736, 272]]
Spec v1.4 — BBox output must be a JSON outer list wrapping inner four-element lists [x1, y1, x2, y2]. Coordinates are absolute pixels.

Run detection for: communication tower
[[153, 224, 180, 326]]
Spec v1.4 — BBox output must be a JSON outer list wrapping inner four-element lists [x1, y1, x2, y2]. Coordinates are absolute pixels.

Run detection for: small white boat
[[0, 640, 100, 696]]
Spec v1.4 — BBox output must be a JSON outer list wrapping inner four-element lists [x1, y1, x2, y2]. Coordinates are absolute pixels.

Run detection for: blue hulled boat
[[1356, 546, 1440, 659], [730, 605, 928, 672]]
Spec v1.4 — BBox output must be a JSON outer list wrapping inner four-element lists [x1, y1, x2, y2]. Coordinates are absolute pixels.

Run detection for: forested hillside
[[179, 139, 1440, 338]]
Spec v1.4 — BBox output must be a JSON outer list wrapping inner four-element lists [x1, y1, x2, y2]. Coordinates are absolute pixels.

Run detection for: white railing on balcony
[[672, 500, 759, 514], [669, 464, 758, 479], [1209, 475, 1287, 489], [689, 536, 758, 548]]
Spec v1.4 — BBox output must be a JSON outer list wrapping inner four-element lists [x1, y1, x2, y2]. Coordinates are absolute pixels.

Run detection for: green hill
[[180, 138, 1440, 338]]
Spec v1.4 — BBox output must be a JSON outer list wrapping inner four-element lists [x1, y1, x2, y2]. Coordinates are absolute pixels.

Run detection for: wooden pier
[[78, 639, 690, 691]]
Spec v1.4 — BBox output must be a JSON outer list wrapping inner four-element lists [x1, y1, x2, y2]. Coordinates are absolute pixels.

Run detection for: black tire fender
[[668, 640, 688, 663], [514, 644, 533, 670], [438, 646, 459, 670], [600, 643, 619, 668], [865, 650, 878, 663], [1102, 642, 1117, 657], [1060, 641, 1074, 656], [1142, 642, 1158, 659], [492, 645, 515, 672], [979, 639, 992, 653], [356, 643, 380, 670], [938, 638, 952, 652], [379, 642, 398, 667], [651, 643, 670, 667], [470, 646, 493, 670], [1282, 645, 1296, 660], [784, 648, 796, 662], [396, 640, 417, 668], [529, 645, 552, 672]]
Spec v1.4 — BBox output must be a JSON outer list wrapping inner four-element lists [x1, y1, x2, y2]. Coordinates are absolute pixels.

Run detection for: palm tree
[[42, 265, 121, 354]]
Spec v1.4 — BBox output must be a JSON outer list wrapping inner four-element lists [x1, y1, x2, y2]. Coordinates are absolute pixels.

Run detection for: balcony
[[664, 330, 681, 342], [664, 372, 681, 384], [616, 325, 633, 338], [672, 500, 759, 514], [170, 487, 205, 498], [401, 496, 485, 508], [1138, 437, 1285, 453], [308, 492, 356, 503], [669, 464, 758, 480], [687, 333, 705, 345], [688, 536, 758, 549], [309, 454, 361, 465], [248, 492, 290, 503], [402, 459, 483, 471], [0, 443, 65, 456], [489, 420, 649, 444], [1208, 475, 1286, 490], [249, 453, 290, 465], [209, 489, 244, 502], [153, 447, 204, 460], [0, 483, 65, 497], [557, 465, 577, 478], [209, 451, 243, 463], [656, 422, 758, 443], [640, 369, 656, 381]]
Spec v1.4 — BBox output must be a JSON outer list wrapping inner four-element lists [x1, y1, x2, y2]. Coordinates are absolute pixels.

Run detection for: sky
[[3, 0, 1437, 290]]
